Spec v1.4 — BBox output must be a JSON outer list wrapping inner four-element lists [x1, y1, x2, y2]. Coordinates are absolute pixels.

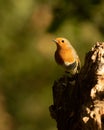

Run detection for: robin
[[53, 37, 81, 75]]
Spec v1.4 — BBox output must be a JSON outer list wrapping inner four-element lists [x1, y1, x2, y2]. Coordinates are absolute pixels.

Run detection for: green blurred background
[[0, 0, 104, 130]]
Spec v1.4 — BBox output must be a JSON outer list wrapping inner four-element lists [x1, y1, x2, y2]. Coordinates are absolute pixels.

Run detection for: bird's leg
[[64, 71, 78, 85], [63, 71, 69, 85]]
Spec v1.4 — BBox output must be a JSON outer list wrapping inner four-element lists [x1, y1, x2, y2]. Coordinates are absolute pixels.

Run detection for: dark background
[[0, 0, 104, 130]]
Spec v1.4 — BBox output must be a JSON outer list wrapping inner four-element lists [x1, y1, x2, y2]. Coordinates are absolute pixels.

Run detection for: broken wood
[[49, 42, 104, 130]]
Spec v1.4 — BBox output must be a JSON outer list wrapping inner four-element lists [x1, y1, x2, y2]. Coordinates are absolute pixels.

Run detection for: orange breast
[[55, 47, 75, 65], [59, 48, 75, 63]]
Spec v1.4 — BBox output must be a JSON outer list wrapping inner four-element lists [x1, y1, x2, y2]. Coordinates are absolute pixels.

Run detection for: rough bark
[[49, 42, 104, 130]]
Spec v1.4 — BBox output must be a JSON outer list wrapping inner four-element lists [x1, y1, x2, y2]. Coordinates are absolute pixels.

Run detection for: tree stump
[[49, 42, 104, 130]]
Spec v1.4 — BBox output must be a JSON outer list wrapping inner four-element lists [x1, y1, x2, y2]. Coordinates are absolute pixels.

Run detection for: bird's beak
[[52, 39, 58, 44]]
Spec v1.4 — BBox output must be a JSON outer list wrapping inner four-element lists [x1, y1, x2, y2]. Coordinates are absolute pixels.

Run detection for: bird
[[53, 37, 81, 75]]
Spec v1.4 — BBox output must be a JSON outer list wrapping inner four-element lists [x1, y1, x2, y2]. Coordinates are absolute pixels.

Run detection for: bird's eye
[[61, 40, 64, 43]]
